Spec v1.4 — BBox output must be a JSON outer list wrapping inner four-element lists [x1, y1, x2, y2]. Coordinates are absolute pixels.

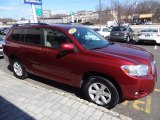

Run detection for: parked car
[[0, 35, 5, 57], [91, 27, 110, 39], [145, 21, 153, 25], [82, 22, 93, 25], [110, 26, 135, 42], [135, 29, 160, 44], [3, 23, 156, 109], [0, 27, 10, 35], [122, 22, 130, 26]]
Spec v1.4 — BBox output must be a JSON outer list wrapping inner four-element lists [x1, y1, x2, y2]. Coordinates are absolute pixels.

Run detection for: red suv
[[3, 23, 157, 109]]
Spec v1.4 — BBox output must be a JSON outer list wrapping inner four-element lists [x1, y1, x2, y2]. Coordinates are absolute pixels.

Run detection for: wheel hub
[[88, 82, 111, 105]]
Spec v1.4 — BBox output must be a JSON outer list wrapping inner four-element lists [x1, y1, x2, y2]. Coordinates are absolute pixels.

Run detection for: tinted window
[[112, 26, 127, 31], [44, 28, 68, 49], [11, 28, 22, 41], [141, 29, 147, 32], [25, 28, 42, 45]]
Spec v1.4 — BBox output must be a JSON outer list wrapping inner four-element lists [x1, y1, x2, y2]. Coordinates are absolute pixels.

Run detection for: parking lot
[[0, 25, 160, 120]]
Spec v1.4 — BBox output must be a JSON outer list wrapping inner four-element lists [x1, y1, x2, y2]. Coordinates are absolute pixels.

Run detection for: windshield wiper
[[90, 45, 108, 50]]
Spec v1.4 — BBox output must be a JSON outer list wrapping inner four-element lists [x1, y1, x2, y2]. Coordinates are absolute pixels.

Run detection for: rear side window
[[11, 28, 22, 41], [25, 28, 42, 45]]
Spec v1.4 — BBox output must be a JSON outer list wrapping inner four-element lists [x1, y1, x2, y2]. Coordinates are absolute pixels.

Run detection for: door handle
[[42, 50, 48, 55]]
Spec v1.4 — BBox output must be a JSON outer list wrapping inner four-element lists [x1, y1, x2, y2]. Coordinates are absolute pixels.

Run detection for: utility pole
[[99, 0, 102, 27]]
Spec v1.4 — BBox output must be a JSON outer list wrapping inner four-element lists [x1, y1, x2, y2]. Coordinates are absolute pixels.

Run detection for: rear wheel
[[83, 76, 119, 109], [12, 59, 28, 79], [126, 36, 130, 43]]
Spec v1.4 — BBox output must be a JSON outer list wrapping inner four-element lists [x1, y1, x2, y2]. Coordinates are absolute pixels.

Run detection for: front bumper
[[119, 73, 156, 100]]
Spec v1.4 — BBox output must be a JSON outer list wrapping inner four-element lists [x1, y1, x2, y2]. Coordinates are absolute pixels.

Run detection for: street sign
[[36, 8, 43, 16], [23, 0, 42, 5]]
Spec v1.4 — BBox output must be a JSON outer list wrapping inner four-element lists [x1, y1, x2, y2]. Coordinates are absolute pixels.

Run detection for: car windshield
[[112, 26, 127, 31], [67, 27, 109, 50]]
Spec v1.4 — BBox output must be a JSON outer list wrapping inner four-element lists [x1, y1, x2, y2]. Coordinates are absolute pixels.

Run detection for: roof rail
[[12, 23, 49, 27], [25, 23, 49, 26]]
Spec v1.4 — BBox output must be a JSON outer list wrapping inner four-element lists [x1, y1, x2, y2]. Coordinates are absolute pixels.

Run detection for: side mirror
[[60, 43, 74, 51]]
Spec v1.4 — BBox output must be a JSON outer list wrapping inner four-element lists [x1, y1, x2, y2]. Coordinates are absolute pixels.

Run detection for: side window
[[44, 28, 68, 49], [11, 28, 22, 41], [25, 28, 42, 45]]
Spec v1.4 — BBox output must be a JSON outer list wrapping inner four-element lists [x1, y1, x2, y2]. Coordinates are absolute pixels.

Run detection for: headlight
[[121, 64, 149, 76]]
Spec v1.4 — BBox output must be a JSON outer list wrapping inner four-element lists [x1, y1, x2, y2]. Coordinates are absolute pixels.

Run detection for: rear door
[[20, 27, 43, 74]]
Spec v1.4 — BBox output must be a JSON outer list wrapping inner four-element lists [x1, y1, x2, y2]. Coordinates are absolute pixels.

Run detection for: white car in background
[[91, 27, 110, 39], [136, 28, 160, 44]]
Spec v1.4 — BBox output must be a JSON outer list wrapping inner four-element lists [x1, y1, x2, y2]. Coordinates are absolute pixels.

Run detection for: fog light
[[135, 92, 138, 95]]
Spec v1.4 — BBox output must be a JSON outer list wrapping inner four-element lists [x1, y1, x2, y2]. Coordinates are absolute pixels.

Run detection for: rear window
[[141, 29, 158, 33], [102, 28, 109, 32], [112, 27, 127, 31]]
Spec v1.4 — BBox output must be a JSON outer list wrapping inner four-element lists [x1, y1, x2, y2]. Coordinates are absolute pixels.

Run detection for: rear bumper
[[137, 37, 160, 44], [110, 36, 128, 41]]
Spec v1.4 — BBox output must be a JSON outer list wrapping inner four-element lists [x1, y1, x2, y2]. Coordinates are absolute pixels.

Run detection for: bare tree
[[135, 0, 160, 14]]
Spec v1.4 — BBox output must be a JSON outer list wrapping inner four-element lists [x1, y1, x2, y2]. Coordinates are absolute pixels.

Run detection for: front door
[[39, 28, 78, 85]]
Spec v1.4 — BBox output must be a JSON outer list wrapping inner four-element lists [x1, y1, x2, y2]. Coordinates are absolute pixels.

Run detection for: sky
[[0, 0, 121, 20]]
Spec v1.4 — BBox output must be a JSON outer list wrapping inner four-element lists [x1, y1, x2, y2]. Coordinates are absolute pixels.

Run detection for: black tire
[[83, 76, 119, 109], [12, 59, 28, 79], [126, 36, 130, 43]]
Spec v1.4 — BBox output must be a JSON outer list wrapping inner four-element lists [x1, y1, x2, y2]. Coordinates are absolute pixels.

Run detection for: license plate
[[145, 34, 150, 37], [115, 33, 119, 35]]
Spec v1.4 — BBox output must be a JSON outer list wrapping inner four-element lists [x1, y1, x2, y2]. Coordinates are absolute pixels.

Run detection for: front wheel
[[12, 59, 28, 79], [83, 76, 119, 109]]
